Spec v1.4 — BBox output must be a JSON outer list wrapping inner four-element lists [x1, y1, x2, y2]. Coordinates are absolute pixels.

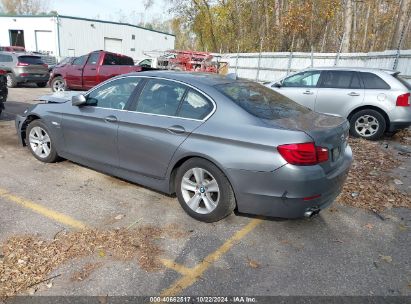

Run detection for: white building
[[0, 15, 175, 60]]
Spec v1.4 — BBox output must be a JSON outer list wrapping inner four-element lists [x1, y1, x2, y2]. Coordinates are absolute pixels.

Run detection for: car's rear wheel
[[51, 77, 66, 92], [26, 120, 59, 163], [6, 73, 17, 88], [349, 109, 386, 140], [175, 158, 236, 222]]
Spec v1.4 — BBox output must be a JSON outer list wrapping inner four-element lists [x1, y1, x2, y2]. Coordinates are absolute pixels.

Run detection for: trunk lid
[[17, 55, 49, 75], [274, 111, 350, 173]]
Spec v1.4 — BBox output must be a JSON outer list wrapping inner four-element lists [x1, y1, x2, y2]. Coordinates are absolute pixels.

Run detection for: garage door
[[104, 38, 123, 54], [35, 31, 53, 54]]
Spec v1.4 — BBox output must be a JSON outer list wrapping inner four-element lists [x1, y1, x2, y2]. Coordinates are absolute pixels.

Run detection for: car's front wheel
[[26, 120, 59, 163], [176, 158, 236, 222], [349, 109, 386, 140]]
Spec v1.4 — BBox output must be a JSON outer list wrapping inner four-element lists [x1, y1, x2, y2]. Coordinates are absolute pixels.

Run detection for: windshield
[[215, 81, 311, 120], [18, 56, 45, 65]]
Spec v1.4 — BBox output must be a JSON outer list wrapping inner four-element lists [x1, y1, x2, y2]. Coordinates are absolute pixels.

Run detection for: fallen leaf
[[379, 255, 393, 263], [114, 214, 125, 220], [399, 224, 408, 231], [247, 259, 260, 269], [393, 179, 403, 185], [98, 250, 106, 258], [364, 223, 374, 229], [46, 281, 53, 289]]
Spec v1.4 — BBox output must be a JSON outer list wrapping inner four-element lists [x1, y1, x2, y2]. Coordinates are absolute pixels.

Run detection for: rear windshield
[[215, 81, 311, 120], [395, 75, 411, 90], [18, 56, 45, 65], [103, 53, 134, 66]]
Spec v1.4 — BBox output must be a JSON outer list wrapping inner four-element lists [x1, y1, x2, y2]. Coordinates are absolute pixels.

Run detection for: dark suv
[[0, 69, 8, 116], [0, 52, 50, 88]]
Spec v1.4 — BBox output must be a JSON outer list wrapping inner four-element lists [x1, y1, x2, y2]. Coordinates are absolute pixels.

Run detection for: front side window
[[178, 90, 213, 120], [86, 77, 140, 110], [135, 79, 186, 116], [320, 71, 362, 89], [281, 71, 321, 88], [72, 55, 87, 66], [360, 72, 391, 89], [216, 81, 310, 120]]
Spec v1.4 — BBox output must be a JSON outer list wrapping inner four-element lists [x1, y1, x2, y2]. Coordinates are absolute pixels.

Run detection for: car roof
[[305, 66, 397, 74], [0, 51, 40, 57], [126, 71, 239, 86]]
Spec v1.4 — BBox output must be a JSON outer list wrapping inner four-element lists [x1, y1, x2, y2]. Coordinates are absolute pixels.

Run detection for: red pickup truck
[[49, 51, 142, 92]]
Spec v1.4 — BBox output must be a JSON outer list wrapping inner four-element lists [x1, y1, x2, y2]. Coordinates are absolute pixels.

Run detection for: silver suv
[[267, 67, 411, 139], [0, 51, 50, 88]]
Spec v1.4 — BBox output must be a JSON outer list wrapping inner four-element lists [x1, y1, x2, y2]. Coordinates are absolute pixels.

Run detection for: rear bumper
[[227, 146, 352, 219], [388, 107, 411, 131], [15, 75, 49, 83]]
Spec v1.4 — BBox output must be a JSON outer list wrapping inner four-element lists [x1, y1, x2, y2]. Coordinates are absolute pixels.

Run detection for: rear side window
[[360, 72, 390, 89], [216, 81, 310, 120], [178, 90, 213, 120], [103, 53, 134, 65], [86, 52, 100, 65], [135, 79, 186, 116], [18, 56, 44, 65], [320, 71, 362, 89]]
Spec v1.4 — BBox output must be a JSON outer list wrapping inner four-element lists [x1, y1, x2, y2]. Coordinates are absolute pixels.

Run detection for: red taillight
[[396, 93, 410, 107], [278, 142, 329, 166], [17, 62, 29, 66], [0, 70, 5, 75]]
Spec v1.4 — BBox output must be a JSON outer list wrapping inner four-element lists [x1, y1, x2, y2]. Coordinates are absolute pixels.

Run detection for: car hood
[[37, 91, 86, 103]]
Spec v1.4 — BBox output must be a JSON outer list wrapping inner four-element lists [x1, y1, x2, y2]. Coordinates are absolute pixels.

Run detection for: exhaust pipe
[[304, 208, 320, 218]]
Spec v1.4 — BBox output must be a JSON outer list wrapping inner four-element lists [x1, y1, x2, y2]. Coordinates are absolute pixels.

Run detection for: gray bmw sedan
[[15, 71, 352, 222]]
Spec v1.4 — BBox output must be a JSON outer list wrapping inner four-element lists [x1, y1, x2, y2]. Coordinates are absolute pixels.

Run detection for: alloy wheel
[[52, 79, 65, 92], [29, 126, 51, 158], [181, 167, 220, 214], [355, 115, 379, 137], [6, 74, 12, 87]]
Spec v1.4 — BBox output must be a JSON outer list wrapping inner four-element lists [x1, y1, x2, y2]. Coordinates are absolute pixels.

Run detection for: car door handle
[[303, 90, 314, 95], [104, 115, 118, 123], [167, 125, 185, 134], [90, 68, 96, 71], [348, 92, 360, 96]]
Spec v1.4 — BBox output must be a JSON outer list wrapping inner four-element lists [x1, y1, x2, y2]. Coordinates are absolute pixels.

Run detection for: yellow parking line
[[0, 187, 88, 230], [0, 187, 193, 275], [160, 218, 262, 296], [160, 259, 193, 276]]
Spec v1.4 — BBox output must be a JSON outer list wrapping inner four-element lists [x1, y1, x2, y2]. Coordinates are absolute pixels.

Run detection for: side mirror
[[273, 82, 282, 88], [72, 94, 87, 106]]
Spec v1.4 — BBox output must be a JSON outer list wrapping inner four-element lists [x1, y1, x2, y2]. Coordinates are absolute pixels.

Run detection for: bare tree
[[1, 0, 50, 15], [390, 0, 411, 49], [341, 0, 353, 52]]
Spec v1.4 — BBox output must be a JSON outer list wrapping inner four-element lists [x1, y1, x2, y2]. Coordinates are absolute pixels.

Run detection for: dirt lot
[[0, 87, 410, 299]]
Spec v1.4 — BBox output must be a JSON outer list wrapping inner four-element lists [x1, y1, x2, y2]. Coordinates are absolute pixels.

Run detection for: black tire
[[349, 109, 386, 140], [50, 76, 66, 92], [37, 82, 48, 88], [6, 73, 17, 88], [175, 158, 236, 222], [26, 120, 60, 163]]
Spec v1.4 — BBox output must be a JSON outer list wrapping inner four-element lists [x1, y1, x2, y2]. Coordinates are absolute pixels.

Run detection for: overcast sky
[[50, 0, 171, 23]]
